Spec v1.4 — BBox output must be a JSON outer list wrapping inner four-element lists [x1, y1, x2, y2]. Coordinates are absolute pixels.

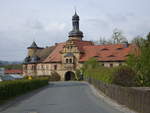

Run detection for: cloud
[[0, 0, 150, 61], [0, 19, 69, 61]]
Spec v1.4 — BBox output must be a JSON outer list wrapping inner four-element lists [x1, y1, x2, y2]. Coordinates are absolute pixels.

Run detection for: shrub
[[112, 66, 136, 87], [75, 69, 82, 81], [127, 33, 150, 86], [49, 72, 61, 81], [84, 67, 113, 83], [0, 77, 49, 102], [82, 58, 113, 83]]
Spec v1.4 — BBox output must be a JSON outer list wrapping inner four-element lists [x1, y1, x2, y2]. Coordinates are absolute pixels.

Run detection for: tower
[[27, 41, 39, 57], [68, 11, 83, 40]]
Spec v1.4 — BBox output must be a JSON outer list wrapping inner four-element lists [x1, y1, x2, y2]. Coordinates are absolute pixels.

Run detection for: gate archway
[[65, 71, 75, 81]]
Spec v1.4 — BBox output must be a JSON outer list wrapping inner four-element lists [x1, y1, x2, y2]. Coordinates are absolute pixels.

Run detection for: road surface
[[0, 81, 126, 113]]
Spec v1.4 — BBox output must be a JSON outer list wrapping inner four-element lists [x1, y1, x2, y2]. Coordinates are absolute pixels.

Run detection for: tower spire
[[74, 6, 77, 14], [68, 10, 83, 40]]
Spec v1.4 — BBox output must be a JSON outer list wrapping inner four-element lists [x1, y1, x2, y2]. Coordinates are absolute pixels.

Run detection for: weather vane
[[74, 6, 77, 13]]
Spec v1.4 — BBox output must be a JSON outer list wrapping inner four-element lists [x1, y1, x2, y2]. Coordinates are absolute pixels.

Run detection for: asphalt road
[[0, 81, 125, 113]]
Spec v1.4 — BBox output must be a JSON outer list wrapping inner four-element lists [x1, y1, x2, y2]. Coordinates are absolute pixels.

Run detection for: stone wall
[[87, 78, 150, 113]]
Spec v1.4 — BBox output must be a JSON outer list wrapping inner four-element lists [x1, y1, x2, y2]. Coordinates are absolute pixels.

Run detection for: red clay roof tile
[[5, 69, 22, 74], [79, 44, 132, 62], [43, 40, 133, 63]]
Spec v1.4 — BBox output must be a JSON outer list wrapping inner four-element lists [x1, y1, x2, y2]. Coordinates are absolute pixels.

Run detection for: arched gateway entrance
[[65, 71, 75, 81]]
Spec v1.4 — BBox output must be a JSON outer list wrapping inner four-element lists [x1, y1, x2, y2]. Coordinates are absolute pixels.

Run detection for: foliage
[[49, 71, 61, 81], [112, 66, 136, 87], [82, 58, 113, 83], [127, 32, 150, 86], [132, 36, 145, 48], [0, 64, 22, 70], [0, 77, 49, 103], [75, 69, 83, 81], [82, 58, 100, 71], [84, 68, 113, 83]]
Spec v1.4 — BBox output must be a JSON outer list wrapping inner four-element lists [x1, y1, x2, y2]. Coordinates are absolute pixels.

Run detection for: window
[[41, 65, 43, 69], [66, 59, 69, 63], [110, 64, 113, 67], [69, 59, 72, 63], [117, 48, 123, 50], [46, 65, 49, 69], [54, 65, 57, 70], [108, 55, 115, 57], [101, 48, 109, 51]]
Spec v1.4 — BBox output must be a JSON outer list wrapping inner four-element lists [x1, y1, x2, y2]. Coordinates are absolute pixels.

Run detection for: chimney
[[55, 43, 58, 46], [124, 41, 129, 48]]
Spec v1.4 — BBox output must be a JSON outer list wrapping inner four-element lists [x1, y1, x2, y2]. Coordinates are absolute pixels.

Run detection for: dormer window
[[101, 48, 109, 51], [108, 55, 115, 57], [116, 48, 123, 50], [125, 54, 130, 57]]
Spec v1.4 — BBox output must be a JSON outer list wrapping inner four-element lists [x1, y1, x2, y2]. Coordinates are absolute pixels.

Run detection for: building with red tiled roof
[[5, 69, 22, 75], [23, 12, 135, 81]]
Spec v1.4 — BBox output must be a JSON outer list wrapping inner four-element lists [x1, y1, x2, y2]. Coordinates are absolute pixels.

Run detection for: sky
[[0, 0, 150, 61]]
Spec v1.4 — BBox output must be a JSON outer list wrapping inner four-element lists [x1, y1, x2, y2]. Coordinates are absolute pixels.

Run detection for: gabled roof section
[[73, 40, 94, 52], [42, 40, 93, 63], [24, 45, 56, 64], [43, 43, 66, 63], [35, 46, 56, 62]]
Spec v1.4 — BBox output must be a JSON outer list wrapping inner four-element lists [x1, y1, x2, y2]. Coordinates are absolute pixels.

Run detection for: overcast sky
[[0, 0, 150, 61]]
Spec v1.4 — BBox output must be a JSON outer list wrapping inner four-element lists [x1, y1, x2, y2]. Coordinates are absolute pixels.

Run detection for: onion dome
[[68, 11, 83, 38]]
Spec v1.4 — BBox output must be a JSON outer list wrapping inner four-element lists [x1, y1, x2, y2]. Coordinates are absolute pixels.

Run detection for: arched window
[[69, 59, 72, 63], [66, 59, 68, 63]]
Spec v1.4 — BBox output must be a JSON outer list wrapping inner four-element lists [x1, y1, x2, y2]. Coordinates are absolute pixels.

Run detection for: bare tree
[[93, 36, 107, 45], [112, 28, 127, 44]]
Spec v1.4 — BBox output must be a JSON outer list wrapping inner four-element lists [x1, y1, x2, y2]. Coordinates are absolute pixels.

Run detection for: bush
[[82, 58, 113, 83], [127, 33, 150, 87], [49, 72, 61, 81], [0, 77, 49, 102], [75, 69, 83, 81], [0, 64, 22, 70], [112, 66, 136, 87], [84, 67, 113, 84]]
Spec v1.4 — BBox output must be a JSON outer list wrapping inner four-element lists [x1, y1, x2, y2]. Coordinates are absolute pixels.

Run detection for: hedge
[[0, 77, 49, 102]]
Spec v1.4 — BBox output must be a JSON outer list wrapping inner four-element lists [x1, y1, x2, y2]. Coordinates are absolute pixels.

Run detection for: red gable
[[43, 40, 93, 63], [43, 43, 66, 63]]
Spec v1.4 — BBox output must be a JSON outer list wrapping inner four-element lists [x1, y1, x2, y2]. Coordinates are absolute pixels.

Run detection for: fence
[[86, 77, 150, 113]]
